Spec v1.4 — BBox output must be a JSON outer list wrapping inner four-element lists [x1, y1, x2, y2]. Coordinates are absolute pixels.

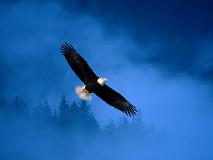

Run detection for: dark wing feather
[[60, 42, 98, 85], [93, 85, 137, 116]]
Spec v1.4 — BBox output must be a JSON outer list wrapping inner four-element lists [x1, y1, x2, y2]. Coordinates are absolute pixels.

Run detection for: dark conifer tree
[[77, 100, 99, 133], [0, 97, 7, 112], [132, 109, 143, 126], [69, 102, 80, 127], [34, 100, 52, 122], [119, 116, 129, 127], [105, 119, 116, 135], [58, 95, 71, 127], [11, 96, 29, 117]]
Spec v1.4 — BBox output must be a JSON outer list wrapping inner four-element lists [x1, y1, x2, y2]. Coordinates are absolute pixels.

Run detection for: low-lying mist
[[0, 0, 213, 160], [0, 96, 157, 160]]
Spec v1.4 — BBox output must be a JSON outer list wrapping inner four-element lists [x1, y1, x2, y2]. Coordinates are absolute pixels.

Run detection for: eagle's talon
[[84, 89, 89, 93]]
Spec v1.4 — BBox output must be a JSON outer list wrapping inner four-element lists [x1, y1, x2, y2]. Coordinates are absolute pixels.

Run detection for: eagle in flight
[[60, 43, 137, 116]]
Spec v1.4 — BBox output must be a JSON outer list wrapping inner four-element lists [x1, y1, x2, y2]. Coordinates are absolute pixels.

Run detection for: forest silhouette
[[0, 95, 155, 160]]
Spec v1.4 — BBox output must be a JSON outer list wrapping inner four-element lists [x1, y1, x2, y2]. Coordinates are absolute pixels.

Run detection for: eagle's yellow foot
[[84, 88, 89, 93], [75, 85, 92, 101]]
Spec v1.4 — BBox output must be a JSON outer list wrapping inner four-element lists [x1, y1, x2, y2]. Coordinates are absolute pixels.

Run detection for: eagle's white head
[[97, 77, 108, 86]]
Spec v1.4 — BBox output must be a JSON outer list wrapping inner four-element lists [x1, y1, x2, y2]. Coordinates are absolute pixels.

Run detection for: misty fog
[[0, 0, 213, 160]]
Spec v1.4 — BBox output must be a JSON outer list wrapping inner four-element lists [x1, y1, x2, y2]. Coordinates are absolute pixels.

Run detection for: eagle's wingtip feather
[[122, 106, 137, 117], [60, 42, 77, 55]]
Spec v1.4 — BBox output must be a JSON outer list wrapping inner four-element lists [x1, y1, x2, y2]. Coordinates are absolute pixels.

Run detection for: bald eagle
[[60, 43, 137, 116]]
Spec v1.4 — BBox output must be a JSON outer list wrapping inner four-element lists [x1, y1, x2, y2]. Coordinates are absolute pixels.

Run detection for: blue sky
[[0, 1, 213, 158]]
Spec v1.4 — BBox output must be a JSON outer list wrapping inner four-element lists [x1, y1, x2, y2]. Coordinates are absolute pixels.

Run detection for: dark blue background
[[0, 0, 213, 159]]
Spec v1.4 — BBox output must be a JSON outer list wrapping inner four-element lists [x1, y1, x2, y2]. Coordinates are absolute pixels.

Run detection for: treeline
[[0, 95, 153, 138], [0, 95, 156, 160]]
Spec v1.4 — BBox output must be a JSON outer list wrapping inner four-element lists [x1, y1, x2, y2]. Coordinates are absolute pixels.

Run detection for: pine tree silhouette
[[0, 97, 7, 112], [77, 100, 99, 133], [11, 96, 29, 117], [105, 119, 116, 135], [132, 109, 143, 126], [58, 94, 71, 127], [34, 100, 52, 122]]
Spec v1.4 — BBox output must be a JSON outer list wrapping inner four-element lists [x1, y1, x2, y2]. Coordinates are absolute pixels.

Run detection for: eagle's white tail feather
[[75, 85, 92, 101]]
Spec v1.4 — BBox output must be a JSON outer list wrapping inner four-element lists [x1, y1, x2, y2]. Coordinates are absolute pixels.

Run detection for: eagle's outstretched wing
[[60, 42, 98, 85], [93, 85, 137, 116]]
